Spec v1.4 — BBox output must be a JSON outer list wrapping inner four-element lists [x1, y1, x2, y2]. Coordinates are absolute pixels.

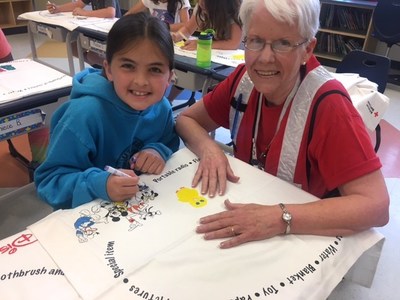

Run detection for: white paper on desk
[[28, 148, 384, 300], [18, 11, 116, 32], [0, 229, 81, 299], [174, 44, 245, 68], [332, 73, 390, 131], [0, 59, 72, 103]]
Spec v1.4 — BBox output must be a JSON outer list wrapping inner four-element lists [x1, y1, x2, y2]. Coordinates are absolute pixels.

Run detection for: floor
[[2, 32, 400, 299]]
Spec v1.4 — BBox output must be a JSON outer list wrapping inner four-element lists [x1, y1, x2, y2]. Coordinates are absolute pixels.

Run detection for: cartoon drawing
[[73, 182, 161, 241], [74, 216, 99, 243], [176, 187, 208, 208]]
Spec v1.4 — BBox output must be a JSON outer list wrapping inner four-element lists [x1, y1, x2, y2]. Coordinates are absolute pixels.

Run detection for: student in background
[[169, 0, 242, 103], [46, 0, 122, 18], [47, 0, 121, 66], [125, 0, 191, 32], [35, 13, 180, 210], [171, 0, 242, 50], [0, 29, 13, 63]]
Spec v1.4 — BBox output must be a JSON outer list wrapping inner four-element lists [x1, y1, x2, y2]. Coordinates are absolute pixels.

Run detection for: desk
[[18, 11, 118, 76], [0, 59, 72, 121], [27, 20, 82, 76], [0, 59, 72, 178], [0, 148, 384, 300]]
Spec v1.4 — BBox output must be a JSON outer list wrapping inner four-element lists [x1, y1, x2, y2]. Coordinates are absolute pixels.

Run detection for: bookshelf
[[316, 0, 378, 63], [0, 0, 32, 30]]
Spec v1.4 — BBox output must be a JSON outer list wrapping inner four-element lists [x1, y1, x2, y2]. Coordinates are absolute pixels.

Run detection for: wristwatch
[[279, 203, 292, 234]]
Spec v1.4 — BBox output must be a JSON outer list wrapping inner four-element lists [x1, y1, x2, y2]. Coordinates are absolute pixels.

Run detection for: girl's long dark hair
[[197, 0, 242, 41], [106, 12, 174, 70]]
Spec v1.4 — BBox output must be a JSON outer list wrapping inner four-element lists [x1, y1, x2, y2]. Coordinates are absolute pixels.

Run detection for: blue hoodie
[[35, 68, 180, 209]]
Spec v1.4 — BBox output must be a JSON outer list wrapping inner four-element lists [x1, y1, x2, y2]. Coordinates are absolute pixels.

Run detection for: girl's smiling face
[[103, 39, 172, 111]]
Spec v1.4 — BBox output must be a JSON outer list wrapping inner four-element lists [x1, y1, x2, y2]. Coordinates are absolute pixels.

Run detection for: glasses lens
[[271, 40, 293, 52], [245, 37, 264, 51]]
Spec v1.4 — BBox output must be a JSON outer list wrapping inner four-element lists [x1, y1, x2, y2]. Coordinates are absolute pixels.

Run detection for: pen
[[47, 1, 56, 10], [177, 31, 188, 42], [104, 165, 131, 178]]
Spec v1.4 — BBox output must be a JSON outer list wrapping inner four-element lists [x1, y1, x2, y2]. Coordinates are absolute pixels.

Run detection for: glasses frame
[[243, 37, 309, 53]]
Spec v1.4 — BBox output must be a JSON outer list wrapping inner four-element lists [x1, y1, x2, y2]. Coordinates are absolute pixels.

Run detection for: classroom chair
[[372, 0, 400, 84], [336, 49, 391, 152]]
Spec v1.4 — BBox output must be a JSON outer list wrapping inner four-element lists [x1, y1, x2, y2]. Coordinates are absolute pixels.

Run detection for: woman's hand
[[193, 146, 240, 197], [106, 169, 140, 202], [130, 149, 166, 175], [196, 200, 283, 249]]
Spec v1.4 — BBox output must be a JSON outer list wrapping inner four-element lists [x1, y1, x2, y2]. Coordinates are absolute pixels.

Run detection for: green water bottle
[[196, 29, 215, 68]]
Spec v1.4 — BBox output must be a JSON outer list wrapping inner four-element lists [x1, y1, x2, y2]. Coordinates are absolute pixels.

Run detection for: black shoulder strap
[[229, 64, 248, 111], [306, 90, 351, 199]]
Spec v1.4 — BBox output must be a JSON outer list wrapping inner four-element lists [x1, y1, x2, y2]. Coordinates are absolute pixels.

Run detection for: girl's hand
[[46, 2, 58, 13], [106, 169, 139, 202], [181, 39, 198, 51], [130, 149, 165, 175], [72, 7, 86, 16]]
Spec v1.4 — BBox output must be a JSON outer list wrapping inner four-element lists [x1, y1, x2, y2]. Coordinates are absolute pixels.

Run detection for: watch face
[[283, 212, 292, 222]]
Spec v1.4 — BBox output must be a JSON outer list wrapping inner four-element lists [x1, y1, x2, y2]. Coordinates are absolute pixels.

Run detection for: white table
[[0, 148, 384, 300]]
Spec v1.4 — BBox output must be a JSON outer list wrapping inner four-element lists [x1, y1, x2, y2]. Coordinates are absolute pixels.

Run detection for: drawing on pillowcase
[[176, 187, 208, 208], [73, 183, 160, 243]]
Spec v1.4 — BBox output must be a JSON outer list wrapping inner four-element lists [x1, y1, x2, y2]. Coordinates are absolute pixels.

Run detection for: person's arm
[[74, 6, 116, 18], [169, 7, 190, 32], [171, 11, 198, 42], [0, 29, 13, 62], [197, 169, 389, 249], [46, 0, 85, 13], [124, 0, 146, 15], [34, 106, 139, 209], [176, 100, 240, 197]]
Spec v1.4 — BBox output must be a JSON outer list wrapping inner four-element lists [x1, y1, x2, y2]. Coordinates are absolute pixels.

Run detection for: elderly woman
[[175, 0, 389, 249]]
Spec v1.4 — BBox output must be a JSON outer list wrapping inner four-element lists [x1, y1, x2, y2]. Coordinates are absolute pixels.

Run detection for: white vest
[[229, 66, 334, 186]]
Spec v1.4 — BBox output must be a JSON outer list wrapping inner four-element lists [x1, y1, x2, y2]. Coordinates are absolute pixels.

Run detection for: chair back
[[336, 50, 391, 93], [372, 0, 400, 48]]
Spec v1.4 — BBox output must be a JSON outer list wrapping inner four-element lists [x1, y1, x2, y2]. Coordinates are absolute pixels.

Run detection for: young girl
[[172, 0, 242, 50], [125, 0, 191, 32], [34, 13, 180, 210]]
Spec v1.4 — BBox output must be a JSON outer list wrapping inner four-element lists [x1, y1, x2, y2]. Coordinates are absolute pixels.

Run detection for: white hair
[[239, 0, 320, 39]]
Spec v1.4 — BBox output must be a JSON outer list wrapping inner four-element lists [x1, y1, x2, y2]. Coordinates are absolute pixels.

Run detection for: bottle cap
[[198, 29, 215, 40]]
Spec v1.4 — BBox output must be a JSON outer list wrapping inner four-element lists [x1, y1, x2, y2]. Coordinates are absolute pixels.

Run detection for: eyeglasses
[[243, 37, 309, 53]]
